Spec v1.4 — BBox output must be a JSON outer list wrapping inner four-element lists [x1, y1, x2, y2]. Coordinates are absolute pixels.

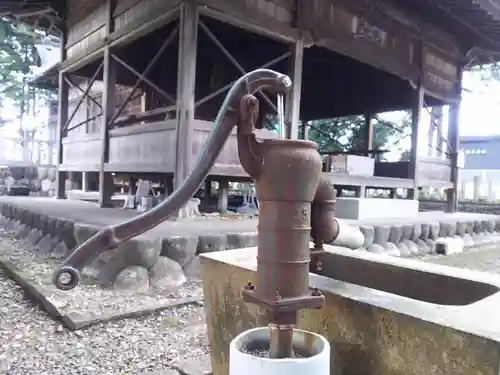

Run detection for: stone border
[[2, 200, 500, 270], [2, 198, 500, 329], [0, 201, 260, 288], [0, 254, 202, 330]]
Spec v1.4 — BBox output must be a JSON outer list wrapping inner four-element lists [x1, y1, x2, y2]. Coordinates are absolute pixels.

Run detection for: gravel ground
[[0, 233, 210, 375], [0, 231, 203, 322]]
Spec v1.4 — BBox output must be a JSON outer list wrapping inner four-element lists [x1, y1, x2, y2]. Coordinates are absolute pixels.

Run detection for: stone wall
[[0, 202, 259, 292], [2, 199, 500, 293], [419, 199, 500, 215]]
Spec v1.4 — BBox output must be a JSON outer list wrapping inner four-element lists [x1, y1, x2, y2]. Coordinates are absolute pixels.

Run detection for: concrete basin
[[201, 245, 500, 375], [311, 249, 498, 305]]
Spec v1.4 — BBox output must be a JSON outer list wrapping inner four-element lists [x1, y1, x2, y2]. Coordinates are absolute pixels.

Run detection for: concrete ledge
[[336, 197, 419, 220], [0, 254, 202, 330], [1, 197, 500, 329], [1, 199, 500, 274], [201, 246, 500, 375]]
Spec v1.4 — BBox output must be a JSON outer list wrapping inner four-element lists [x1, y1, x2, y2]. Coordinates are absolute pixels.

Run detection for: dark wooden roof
[[7, 0, 500, 64], [29, 62, 59, 90], [395, 0, 500, 62], [0, 0, 63, 36]]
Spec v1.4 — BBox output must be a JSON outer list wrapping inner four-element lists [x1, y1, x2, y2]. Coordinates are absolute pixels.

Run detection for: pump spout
[[53, 69, 292, 291], [311, 176, 340, 250], [311, 177, 365, 251]]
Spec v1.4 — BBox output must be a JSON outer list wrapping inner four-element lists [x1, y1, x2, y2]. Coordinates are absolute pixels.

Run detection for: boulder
[[149, 256, 187, 292], [113, 266, 150, 292], [160, 236, 199, 267]]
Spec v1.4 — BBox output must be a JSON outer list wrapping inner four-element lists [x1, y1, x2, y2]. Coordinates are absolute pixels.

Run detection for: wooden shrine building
[[3, 0, 500, 212]]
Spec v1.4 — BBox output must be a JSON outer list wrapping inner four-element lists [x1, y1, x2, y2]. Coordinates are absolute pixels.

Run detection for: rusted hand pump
[[238, 94, 337, 358], [52, 68, 339, 358]]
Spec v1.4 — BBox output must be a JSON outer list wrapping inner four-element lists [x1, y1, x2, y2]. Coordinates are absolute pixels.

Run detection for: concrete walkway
[[0, 196, 258, 239], [0, 196, 497, 240]]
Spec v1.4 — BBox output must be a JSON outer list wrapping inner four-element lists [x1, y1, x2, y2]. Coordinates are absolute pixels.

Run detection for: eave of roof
[[29, 62, 59, 90], [5, 1, 500, 64], [396, 0, 500, 64], [0, 0, 62, 37]]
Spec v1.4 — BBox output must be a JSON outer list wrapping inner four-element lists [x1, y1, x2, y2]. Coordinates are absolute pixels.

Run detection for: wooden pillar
[[127, 176, 137, 195], [446, 67, 463, 212], [98, 0, 116, 208], [165, 174, 174, 195], [285, 37, 304, 140], [174, 1, 198, 192], [204, 179, 212, 202], [55, 26, 69, 200], [408, 45, 424, 200], [363, 111, 374, 156], [217, 179, 229, 213]]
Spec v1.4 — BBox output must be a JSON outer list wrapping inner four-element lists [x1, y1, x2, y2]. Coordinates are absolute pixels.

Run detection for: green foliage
[[305, 113, 411, 154], [471, 62, 500, 82], [265, 112, 411, 154], [0, 19, 41, 112]]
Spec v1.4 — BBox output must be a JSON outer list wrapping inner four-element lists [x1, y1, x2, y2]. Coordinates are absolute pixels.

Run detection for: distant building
[[459, 136, 500, 200]]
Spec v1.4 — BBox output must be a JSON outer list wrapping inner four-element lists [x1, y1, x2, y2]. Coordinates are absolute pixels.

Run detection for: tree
[[305, 113, 411, 155], [0, 19, 53, 161], [0, 20, 41, 114]]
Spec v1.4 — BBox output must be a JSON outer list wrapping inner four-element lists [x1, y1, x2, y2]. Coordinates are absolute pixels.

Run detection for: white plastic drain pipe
[[229, 327, 330, 375]]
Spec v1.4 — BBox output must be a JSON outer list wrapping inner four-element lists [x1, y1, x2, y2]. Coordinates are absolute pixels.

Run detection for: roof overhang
[[0, 0, 62, 37]]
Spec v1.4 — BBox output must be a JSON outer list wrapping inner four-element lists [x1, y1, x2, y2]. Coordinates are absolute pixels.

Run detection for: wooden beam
[[446, 67, 463, 213], [285, 37, 304, 140], [113, 106, 176, 127], [60, 3, 180, 74], [98, 0, 116, 208], [174, 0, 198, 191], [198, 0, 301, 44], [63, 62, 103, 133], [55, 25, 69, 200]]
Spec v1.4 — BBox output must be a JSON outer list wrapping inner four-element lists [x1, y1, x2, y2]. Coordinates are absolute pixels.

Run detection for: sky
[[460, 70, 500, 136]]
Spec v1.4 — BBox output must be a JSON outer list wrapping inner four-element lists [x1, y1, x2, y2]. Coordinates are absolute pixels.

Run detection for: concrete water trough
[[201, 245, 500, 375]]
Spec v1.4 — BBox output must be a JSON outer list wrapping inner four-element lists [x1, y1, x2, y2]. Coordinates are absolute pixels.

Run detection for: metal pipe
[[276, 92, 285, 139], [52, 68, 292, 291]]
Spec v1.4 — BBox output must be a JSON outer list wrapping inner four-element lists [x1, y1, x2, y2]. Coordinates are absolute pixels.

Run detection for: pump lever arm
[[52, 69, 292, 291]]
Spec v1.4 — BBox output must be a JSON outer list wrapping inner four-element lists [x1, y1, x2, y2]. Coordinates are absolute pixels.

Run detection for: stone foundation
[[0, 201, 260, 291], [0, 199, 500, 292], [356, 216, 500, 257]]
